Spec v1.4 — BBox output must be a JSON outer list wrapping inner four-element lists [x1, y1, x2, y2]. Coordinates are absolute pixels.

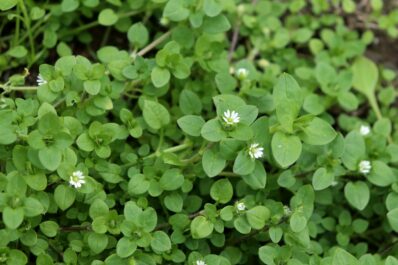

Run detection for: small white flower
[[36, 74, 47, 86], [235, 67, 249, 80], [358, 160, 372, 174], [196, 260, 206, 265], [69, 170, 86, 188], [222, 110, 240, 125], [248, 143, 264, 159], [236, 202, 246, 212], [359, 125, 371, 136]]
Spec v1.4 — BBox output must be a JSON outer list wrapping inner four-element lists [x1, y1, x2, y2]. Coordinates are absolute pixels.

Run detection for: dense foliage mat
[[1, 0, 398, 264]]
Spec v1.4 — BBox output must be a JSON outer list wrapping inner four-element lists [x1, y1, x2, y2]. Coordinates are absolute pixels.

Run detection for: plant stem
[[14, 4, 20, 46], [122, 141, 193, 169], [60, 225, 91, 232], [143, 141, 192, 160], [155, 210, 204, 231], [368, 95, 393, 144], [156, 129, 165, 155], [219, 172, 240, 177], [60, 11, 140, 38], [136, 31, 171, 57], [7, 86, 38, 91], [18, 0, 35, 62]]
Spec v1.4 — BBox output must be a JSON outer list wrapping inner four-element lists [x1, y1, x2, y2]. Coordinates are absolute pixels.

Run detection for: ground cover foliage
[[1, 0, 398, 264]]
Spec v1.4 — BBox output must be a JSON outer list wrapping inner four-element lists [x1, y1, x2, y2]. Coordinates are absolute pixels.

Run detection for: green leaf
[[202, 15, 231, 34], [344, 181, 370, 210], [203, 0, 222, 17], [259, 246, 277, 265], [386, 256, 398, 265], [151, 67, 170, 87], [76, 133, 95, 152], [3, 206, 24, 229], [98, 8, 118, 26], [61, 0, 79, 12], [367, 161, 396, 187], [332, 248, 360, 265], [163, 0, 189, 21], [341, 131, 365, 170], [191, 216, 214, 239], [298, 117, 336, 145], [201, 119, 227, 142], [246, 206, 270, 230], [23, 174, 47, 191], [177, 115, 205, 137], [54, 185, 76, 210], [271, 132, 302, 168], [290, 212, 307, 232], [312, 168, 334, 191], [128, 174, 150, 195], [0, 127, 17, 145], [352, 56, 378, 97], [7, 250, 27, 265], [202, 148, 226, 177], [273, 73, 304, 132], [151, 231, 171, 252], [179, 89, 202, 115], [84, 80, 101, 95], [39, 146, 62, 171], [40, 221, 59, 237], [164, 193, 183, 212], [159, 169, 184, 191], [388, 208, 398, 232], [233, 150, 255, 175], [228, 124, 253, 141], [127, 23, 149, 48], [7, 46, 28, 58], [0, 0, 17, 11], [24, 197, 44, 217], [88, 233, 108, 254], [117, 237, 137, 258], [210, 179, 233, 204], [142, 100, 170, 130], [242, 161, 267, 190], [89, 199, 109, 219]]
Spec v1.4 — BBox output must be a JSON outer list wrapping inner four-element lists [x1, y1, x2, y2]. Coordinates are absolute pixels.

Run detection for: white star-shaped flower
[[358, 160, 371, 174], [235, 67, 249, 80], [196, 260, 206, 265], [248, 143, 264, 159], [236, 202, 246, 212], [223, 110, 240, 125], [69, 170, 86, 188], [359, 125, 371, 136], [37, 74, 47, 86]]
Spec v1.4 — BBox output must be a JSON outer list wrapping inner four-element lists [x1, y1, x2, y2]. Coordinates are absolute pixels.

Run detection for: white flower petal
[[359, 125, 371, 136], [358, 160, 372, 174]]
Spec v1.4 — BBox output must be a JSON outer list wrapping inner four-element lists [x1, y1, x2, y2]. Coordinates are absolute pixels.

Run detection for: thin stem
[[8, 86, 38, 91], [60, 11, 140, 38], [14, 4, 20, 45], [122, 141, 193, 169], [19, 0, 35, 62], [136, 31, 171, 57], [60, 225, 91, 232], [156, 129, 165, 155], [368, 95, 393, 144], [143, 141, 192, 160], [155, 210, 204, 231], [228, 21, 241, 62], [60, 21, 99, 38], [219, 172, 240, 177]]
